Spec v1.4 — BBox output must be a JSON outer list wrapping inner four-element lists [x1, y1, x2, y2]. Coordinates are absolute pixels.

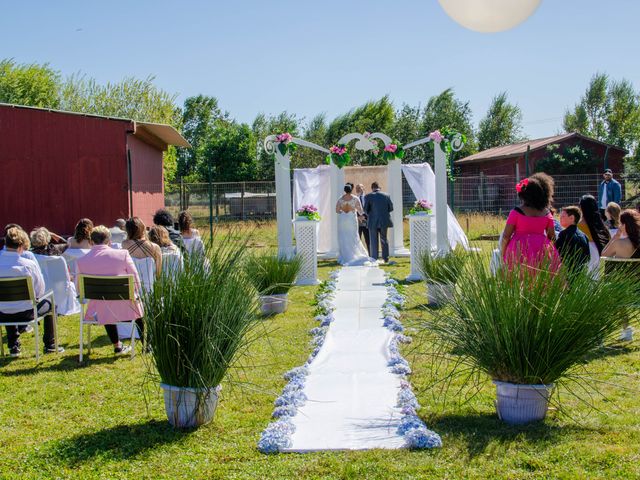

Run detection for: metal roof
[[0, 102, 190, 148], [455, 132, 626, 165]]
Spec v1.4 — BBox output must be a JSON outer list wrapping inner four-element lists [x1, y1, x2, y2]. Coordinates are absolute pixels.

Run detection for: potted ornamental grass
[[427, 254, 639, 424], [141, 238, 259, 428], [245, 252, 302, 315], [418, 248, 467, 305]]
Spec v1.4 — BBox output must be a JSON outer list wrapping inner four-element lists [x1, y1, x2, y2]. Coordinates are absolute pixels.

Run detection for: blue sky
[[2, 0, 639, 139]]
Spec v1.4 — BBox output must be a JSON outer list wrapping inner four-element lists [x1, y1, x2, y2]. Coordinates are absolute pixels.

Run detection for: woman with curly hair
[[500, 172, 559, 271], [67, 218, 94, 249]]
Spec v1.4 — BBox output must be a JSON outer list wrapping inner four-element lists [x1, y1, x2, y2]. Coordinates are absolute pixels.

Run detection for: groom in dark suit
[[364, 181, 394, 263]]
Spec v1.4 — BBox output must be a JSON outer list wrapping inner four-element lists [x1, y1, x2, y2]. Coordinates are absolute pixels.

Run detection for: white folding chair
[[34, 255, 81, 316], [0, 276, 58, 361], [161, 252, 183, 278], [77, 274, 137, 362], [62, 248, 90, 281]]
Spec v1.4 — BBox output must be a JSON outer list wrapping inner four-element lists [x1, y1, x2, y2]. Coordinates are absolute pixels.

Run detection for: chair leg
[[53, 310, 59, 352], [79, 319, 84, 363], [130, 322, 136, 360], [34, 321, 40, 362], [88, 324, 92, 355]]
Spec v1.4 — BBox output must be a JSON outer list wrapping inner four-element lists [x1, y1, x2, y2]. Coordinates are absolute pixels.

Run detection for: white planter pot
[[260, 293, 289, 315], [426, 282, 455, 305], [494, 381, 554, 425], [160, 383, 221, 428]]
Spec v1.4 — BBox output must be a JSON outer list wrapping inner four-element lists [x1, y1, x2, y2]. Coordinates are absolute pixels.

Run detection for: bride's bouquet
[[409, 199, 433, 215], [296, 205, 321, 221]]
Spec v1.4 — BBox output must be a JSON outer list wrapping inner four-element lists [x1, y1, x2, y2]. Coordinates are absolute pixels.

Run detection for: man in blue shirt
[[597, 169, 622, 219]]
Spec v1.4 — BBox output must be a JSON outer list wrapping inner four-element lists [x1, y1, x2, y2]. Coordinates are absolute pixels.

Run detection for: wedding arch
[[263, 130, 467, 258]]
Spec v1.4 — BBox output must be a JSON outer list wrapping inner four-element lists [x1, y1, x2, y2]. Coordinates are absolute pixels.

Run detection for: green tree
[[0, 58, 61, 108], [202, 121, 257, 182], [563, 73, 610, 141], [477, 92, 524, 151], [389, 104, 424, 163], [252, 112, 301, 180], [294, 113, 328, 168], [177, 95, 226, 181], [421, 88, 477, 166], [535, 143, 599, 175]]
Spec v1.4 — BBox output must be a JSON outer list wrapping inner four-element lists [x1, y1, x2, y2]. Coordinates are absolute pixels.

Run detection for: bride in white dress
[[336, 184, 374, 266]]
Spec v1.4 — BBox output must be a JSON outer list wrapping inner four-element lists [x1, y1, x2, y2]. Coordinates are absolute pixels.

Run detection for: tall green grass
[[141, 236, 259, 389], [418, 248, 467, 284], [244, 252, 302, 295], [426, 255, 639, 386]]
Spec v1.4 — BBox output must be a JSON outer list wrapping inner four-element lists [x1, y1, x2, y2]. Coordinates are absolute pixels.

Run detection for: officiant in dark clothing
[[355, 184, 370, 255], [365, 181, 394, 263]]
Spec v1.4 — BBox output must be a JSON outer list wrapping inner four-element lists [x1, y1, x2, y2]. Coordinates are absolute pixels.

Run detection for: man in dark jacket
[[153, 209, 185, 251], [597, 169, 622, 219], [556, 206, 590, 271], [364, 181, 394, 263]]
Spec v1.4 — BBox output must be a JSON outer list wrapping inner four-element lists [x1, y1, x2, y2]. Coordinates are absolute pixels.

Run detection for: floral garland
[[383, 277, 443, 449], [258, 271, 340, 454], [429, 127, 466, 181], [382, 142, 405, 162], [275, 132, 297, 157], [296, 204, 321, 222], [409, 199, 433, 216], [325, 144, 350, 169]]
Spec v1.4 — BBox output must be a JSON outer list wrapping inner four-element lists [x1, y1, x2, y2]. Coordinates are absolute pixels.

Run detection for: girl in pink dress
[[500, 173, 560, 272]]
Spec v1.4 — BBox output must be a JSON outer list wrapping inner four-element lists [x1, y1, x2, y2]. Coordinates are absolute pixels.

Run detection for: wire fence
[[165, 174, 638, 225]]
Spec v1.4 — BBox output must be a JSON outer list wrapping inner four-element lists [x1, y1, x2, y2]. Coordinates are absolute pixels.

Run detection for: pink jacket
[[76, 245, 143, 323]]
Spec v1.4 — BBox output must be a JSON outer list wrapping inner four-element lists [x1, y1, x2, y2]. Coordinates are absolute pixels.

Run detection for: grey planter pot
[[494, 381, 554, 424], [426, 282, 455, 305], [260, 293, 289, 315], [160, 383, 220, 428]]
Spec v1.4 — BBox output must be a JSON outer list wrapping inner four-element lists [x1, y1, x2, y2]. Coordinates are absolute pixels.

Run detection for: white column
[[387, 159, 409, 256], [434, 143, 450, 254], [275, 151, 294, 258], [326, 162, 344, 258], [294, 218, 319, 285], [406, 214, 433, 281]]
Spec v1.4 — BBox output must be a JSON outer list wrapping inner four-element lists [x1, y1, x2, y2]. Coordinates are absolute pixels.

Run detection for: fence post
[[208, 163, 214, 240], [241, 182, 246, 221], [179, 177, 184, 211], [479, 172, 486, 211]]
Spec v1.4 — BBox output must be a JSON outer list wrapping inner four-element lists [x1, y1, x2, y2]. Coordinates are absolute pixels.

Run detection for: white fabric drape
[[293, 165, 333, 253], [401, 163, 469, 250]]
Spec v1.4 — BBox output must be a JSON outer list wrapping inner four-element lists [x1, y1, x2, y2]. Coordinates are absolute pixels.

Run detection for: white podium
[[406, 213, 433, 282], [294, 218, 320, 285]]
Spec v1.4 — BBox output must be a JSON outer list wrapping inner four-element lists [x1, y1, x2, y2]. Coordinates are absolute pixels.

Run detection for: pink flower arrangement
[[409, 199, 433, 215], [296, 204, 321, 221], [429, 130, 444, 143], [329, 145, 347, 156], [384, 144, 398, 153], [276, 132, 293, 144]]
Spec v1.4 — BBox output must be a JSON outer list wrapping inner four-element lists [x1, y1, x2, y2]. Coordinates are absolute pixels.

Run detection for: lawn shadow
[[47, 419, 188, 466], [583, 343, 638, 362], [431, 412, 594, 459], [0, 351, 123, 376]]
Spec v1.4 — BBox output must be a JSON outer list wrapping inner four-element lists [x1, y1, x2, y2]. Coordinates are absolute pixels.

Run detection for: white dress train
[[336, 197, 373, 266]]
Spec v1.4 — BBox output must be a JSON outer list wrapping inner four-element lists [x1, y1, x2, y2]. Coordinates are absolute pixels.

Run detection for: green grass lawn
[[1, 248, 639, 479]]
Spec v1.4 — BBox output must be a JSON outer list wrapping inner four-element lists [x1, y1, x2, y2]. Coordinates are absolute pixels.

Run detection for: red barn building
[[455, 132, 626, 177], [0, 103, 189, 235]]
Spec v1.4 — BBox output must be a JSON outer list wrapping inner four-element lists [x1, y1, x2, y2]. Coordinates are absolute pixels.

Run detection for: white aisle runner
[[258, 266, 441, 453]]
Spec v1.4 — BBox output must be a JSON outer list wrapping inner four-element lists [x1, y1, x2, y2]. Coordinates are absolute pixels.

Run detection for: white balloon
[[438, 0, 541, 33]]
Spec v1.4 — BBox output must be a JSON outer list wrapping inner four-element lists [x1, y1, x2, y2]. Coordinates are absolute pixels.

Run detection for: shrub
[[427, 255, 639, 386], [245, 252, 302, 296], [418, 248, 467, 285], [142, 236, 259, 389]]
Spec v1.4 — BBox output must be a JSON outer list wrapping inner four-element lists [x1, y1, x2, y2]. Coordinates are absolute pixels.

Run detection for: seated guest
[[578, 195, 610, 275], [109, 219, 127, 244], [67, 218, 94, 249], [122, 217, 162, 277], [604, 202, 621, 236], [602, 209, 640, 341], [153, 209, 185, 251], [76, 226, 143, 355], [178, 210, 200, 239], [148, 226, 181, 255], [556, 206, 590, 271], [1, 224, 38, 262], [0, 227, 64, 356], [30, 227, 68, 256]]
